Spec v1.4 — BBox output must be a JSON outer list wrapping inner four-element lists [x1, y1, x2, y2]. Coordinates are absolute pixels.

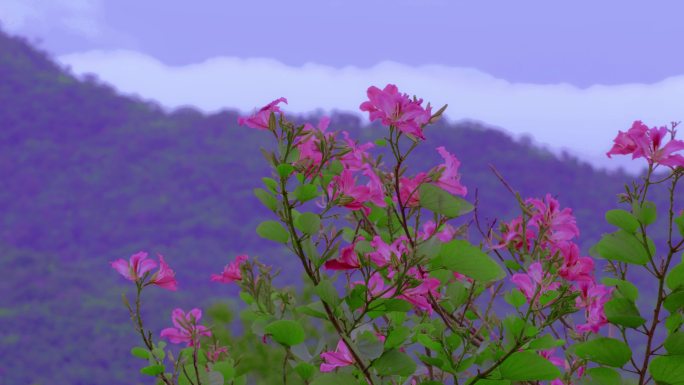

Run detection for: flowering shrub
[[113, 85, 684, 385]]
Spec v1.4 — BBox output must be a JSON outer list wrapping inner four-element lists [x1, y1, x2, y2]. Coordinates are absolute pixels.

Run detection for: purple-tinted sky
[[2, 0, 684, 172], [4, 0, 684, 86]]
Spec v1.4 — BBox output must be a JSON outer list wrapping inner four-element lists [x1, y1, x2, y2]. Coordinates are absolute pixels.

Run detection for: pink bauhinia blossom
[[296, 116, 332, 167], [607, 120, 684, 168], [320, 339, 354, 372], [528, 194, 579, 245], [364, 166, 387, 208], [397, 172, 427, 208], [324, 243, 360, 271], [359, 84, 432, 139], [434, 146, 467, 196], [111, 251, 157, 282], [494, 217, 536, 251], [368, 236, 408, 267], [575, 281, 612, 333], [328, 169, 372, 214], [510, 262, 560, 301], [160, 308, 212, 347], [237, 97, 288, 130], [211, 254, 249, 284], [148, 254, 178, 291], [557, 243, 594, 283], [419, 220, 457, 242], [398, 268, 440, 314], [339, 131, 374, 171]]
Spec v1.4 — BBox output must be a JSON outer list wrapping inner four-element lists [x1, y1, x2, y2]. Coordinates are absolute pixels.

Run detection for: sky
[[2, 0, 684, 171]]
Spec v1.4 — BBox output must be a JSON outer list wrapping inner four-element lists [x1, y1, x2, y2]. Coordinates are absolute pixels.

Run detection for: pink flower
[[324, 243, 361, 271], [211, 254, 249, 284], [528, 194, 579, 245], [339, 131, 374, 171], [296, 117, 332, 167], [540, 349, 566, 368], [364, 166, 387, 208], [360, 84, 432, 139], [607, 120, 684, 168], [434, 147, 467, 196], [557, 243, 594, 283], [359, 272, 395, 299], [399, 268, 440, 314], [149, 254, 178, 291], [320, 339, 354, 372], [237, 97, 288, 130], [207, 345, 229, 363], [160, 308, 212, 347], [328, 170, 372, 214], [419, 220, 457, 242], [397, 173, 427, 208], [575, 281, 612, 333], [496, 217, 536, 251], [111, 251, 157, 282], [368, 236, 407, 267], [510, 262, 560, 301]]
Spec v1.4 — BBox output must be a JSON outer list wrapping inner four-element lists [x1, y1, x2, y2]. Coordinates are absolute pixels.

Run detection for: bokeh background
[[1, 1, 683, 384]]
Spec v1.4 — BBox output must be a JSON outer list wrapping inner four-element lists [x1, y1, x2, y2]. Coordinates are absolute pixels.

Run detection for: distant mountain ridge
[[0, 29, 648, 384]]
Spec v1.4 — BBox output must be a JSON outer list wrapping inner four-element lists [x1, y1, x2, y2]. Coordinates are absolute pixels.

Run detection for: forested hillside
[[0, 29, 651, 384]]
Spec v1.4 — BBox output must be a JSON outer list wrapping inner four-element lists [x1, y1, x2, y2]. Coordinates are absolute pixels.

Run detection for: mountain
[[0, 29, 658, 384]]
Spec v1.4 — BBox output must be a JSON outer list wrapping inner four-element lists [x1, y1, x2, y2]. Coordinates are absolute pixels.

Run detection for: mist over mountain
[[0, 29, 661, 384]]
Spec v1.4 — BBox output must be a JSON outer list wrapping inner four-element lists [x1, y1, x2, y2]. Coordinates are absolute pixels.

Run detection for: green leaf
[[436, 240, 505, 282], [605, 209, 640, 233], [504, 290, 527, 308], [256, 220, 289, 243], [445, 281, 469, 308], [213, 361, 235, 381], [385, 326, 411, 349], [499, 351, 561, 381], [131, 346, 150, 359], [664, 332, 684, 355], [296, 301, 328, 319], [277, 163, 294, 178], [666, 258, 684, 291], [594, 230, 650, 265], [314, 280, 340, 306], [604, 297, 646, 328], [294, 212, 321, 235], [140, 364, 165, 376], [602, 277, 640, 301], [633, 200, 657, 226], [254, 188, 279, 211], [345, 285, 366, 312], [528, 334, 565, 350], [264, 319, 306, 346], [649, 355, 684, 385], [375, 138, 387, 146], [262, 177, 278, 192], [357, 331, 384, 360], [676, 213, 684, 237], [664, 290, 684, 313], [293, 184, 319, 202], [583, 367, 621, 385], [666, 314, 684, 333], [294, 362, 315, 381], [574, 337, 632, 367], [372, 349, 417, 377], [311, 373, 359, 385], [417, 334, 442, 351], [419, 183, 474, 218]]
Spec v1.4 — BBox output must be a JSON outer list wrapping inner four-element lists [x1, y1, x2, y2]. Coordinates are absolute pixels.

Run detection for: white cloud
[[0, 0, 103, 37], [57, 50, 684, 173]]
